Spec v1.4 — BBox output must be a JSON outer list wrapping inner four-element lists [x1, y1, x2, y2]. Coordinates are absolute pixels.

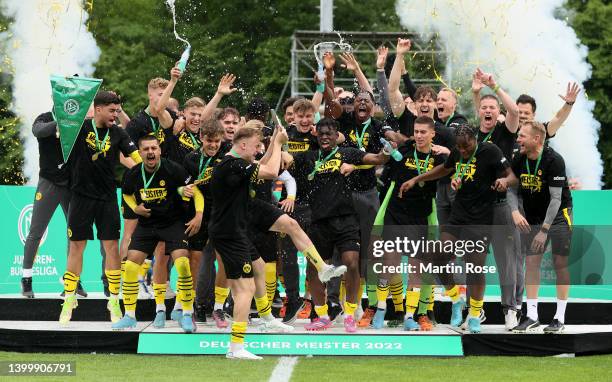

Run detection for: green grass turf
[[1, 352, 611, 382]]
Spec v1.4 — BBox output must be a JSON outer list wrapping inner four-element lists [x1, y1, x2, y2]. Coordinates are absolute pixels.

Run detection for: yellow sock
[[230, 321, 247, 344], [405, 289, 420, 316], [314, 304, 329, 318], [428, 287, 435, 310], [390, 276, 404, 313], [105, 269, 121, 296], [376, 281, 390, 309], [418, 284, 432, 315], [120, 259, 126, 285], [138, 259, 151, 280], [123, 261, 140, 315], [255, 295, 272, 318], [446, 285, 460, 303], [174, 257, 194, 313], [469, 297, 484, 318], [339, 279, 346, 305], [63, 271, 79, 295], [264, 262, 277, 304], [215, 286, 229, 306], [153, 283, 166, 306], [344, 301, 357, 316], [302, 245, 325, 272]]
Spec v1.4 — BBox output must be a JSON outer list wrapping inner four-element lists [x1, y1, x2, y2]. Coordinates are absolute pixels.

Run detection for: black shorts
[[129, 221, 189, 255], [249, 229, 279, 263], [68, 194, 120, 241], [443, 214, 491, 251], [249, 198, 285, 233], [382, 212, 432, 261], [308, 214, 361, 260], [210, 235, 259, 279], [121, 197, 138, 220], [524, 208, 573, 257]]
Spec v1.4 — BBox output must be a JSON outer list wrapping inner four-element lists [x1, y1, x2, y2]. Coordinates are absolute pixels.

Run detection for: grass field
[[1, 352, 612, 382]]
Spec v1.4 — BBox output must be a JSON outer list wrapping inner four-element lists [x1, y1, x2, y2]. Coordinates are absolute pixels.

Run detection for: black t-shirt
[[71, 119, 137, 201], [290, 147, 366, 222], [287, 125, 319, 203], [166, 128, 202, 166], [444, 142, 509, 224], [209, 155, 260, 238], [34, 112, 70, 186], [125, 108, 177, 156], [511, 146, 572, 224], [387, 142, 447, 218], [183, 150, 224, 219], [219, 140, 232, 156], [437, 112, 468, 131], [336, 112, 384, 191], [122, 159, 189, 227], [476, 121, 517, 162]]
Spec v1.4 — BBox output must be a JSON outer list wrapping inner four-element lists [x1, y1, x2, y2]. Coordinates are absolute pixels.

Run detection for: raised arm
[[547, 82, 580, 137], [339, 52, 373, 94], [389, 38, 411, 117], [258, 126, 288, 179], [471, 71, 485, 114], [322, 52, 343, 119], [375, 46, 394, 120], [312, 72, 324, 112], [32, 114, 57, 138], [153, 65, 181, 130], [202, 74, 237, 122], [477, 68, 519, 133]]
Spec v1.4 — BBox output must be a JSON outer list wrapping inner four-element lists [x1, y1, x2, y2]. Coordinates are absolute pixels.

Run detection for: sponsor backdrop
[[1, 186, 611, 299]]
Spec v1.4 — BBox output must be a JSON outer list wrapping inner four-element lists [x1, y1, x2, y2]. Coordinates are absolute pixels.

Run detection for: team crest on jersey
[[455, 162, 476, 181], [404, 157, 434, 172], [334, 152, 341, 158], [85, 132, 111, 154], [520, 174, 542, 192], [288, 141, 309, 152], [349, 130, 370, 147], [159, 180, 166, 187], [140, 188, 168, 202]]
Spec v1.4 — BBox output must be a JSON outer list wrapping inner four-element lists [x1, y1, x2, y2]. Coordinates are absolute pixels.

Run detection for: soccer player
[[59, 91, 141, 324], [374, 116, 447, 331], [399, 125, 517, 333], [113, 135, 201, 332], [289, 118, 391, 333], [217, 107, 241, 152], [436, 87, 468, 129], [509, 121, 573, 333], [21, 111, 85, 298], [282, 96, 302, 126], [470, 68, 522, 329]]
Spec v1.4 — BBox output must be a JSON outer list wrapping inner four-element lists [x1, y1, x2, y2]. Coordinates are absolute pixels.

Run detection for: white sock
[[183, 308, 193, 315], [527, 298, 538, 321], [156, 304, 166, 312], [125, 310, 136, 318], [213, 302, 224, 311], [229, 342, 244, 353], [377, 300, 387, 310], [554, 298, 567, 323], [404, 312, 414, 320], [23, 269, 33, 278]]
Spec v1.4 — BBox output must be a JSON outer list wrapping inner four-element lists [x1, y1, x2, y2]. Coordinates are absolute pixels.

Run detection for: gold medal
[[360, 146, 366, 152], [307, 174, 314, 181], [249, 189, 256, 198], [419, 181, 425, 187], [91, 152, 99, 161]]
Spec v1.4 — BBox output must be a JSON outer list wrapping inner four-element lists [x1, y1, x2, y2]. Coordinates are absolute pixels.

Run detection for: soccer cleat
[[387, 311, 405, 328], [298, 299, 312, 320], [354, 304, 364, 322], [171, 309, 183, 322], [543, 319, 565, 334], [21, 277, 34, 298], [461, 309, 486, 330], [261, 318, 294, 333], [344, 315, 357, 333], [403, 317, 419, 331], [181, 313, 195, 333], [194, 304, 207, 323], [305, 318, 333, 331], [450, 298, 466, 327], [153, 310, 166, 328], [318, 264, 348, 283], [358, 307, 376, 328], [512, 317, 541, 333], [107, 298, 122, 323], [282, 299, 304, 324], [505, 310, 519, 331], [467, 317, 481, 333], [226, 349, 262, 360], [417, 315, 434, 331], [59, 295, 78, 325], [212, 309, 229, 329], [328, 303, 343, 322], [112, 315, 137, 330], [371, 308, 386, 329], [76, 281, 88, 298], [138, 280, 152, 300]]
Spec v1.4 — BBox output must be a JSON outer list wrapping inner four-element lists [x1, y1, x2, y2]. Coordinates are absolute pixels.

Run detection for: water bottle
[[317, 63, 325, 82], [177, 45, 191, 73], [380, 137, 403, 161]]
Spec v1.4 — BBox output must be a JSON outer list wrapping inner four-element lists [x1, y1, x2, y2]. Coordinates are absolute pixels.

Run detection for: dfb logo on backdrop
[[18, 204, 48, 246]]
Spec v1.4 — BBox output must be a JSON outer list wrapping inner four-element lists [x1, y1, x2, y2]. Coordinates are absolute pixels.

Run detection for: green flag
[[50, 75, 102, 162]]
